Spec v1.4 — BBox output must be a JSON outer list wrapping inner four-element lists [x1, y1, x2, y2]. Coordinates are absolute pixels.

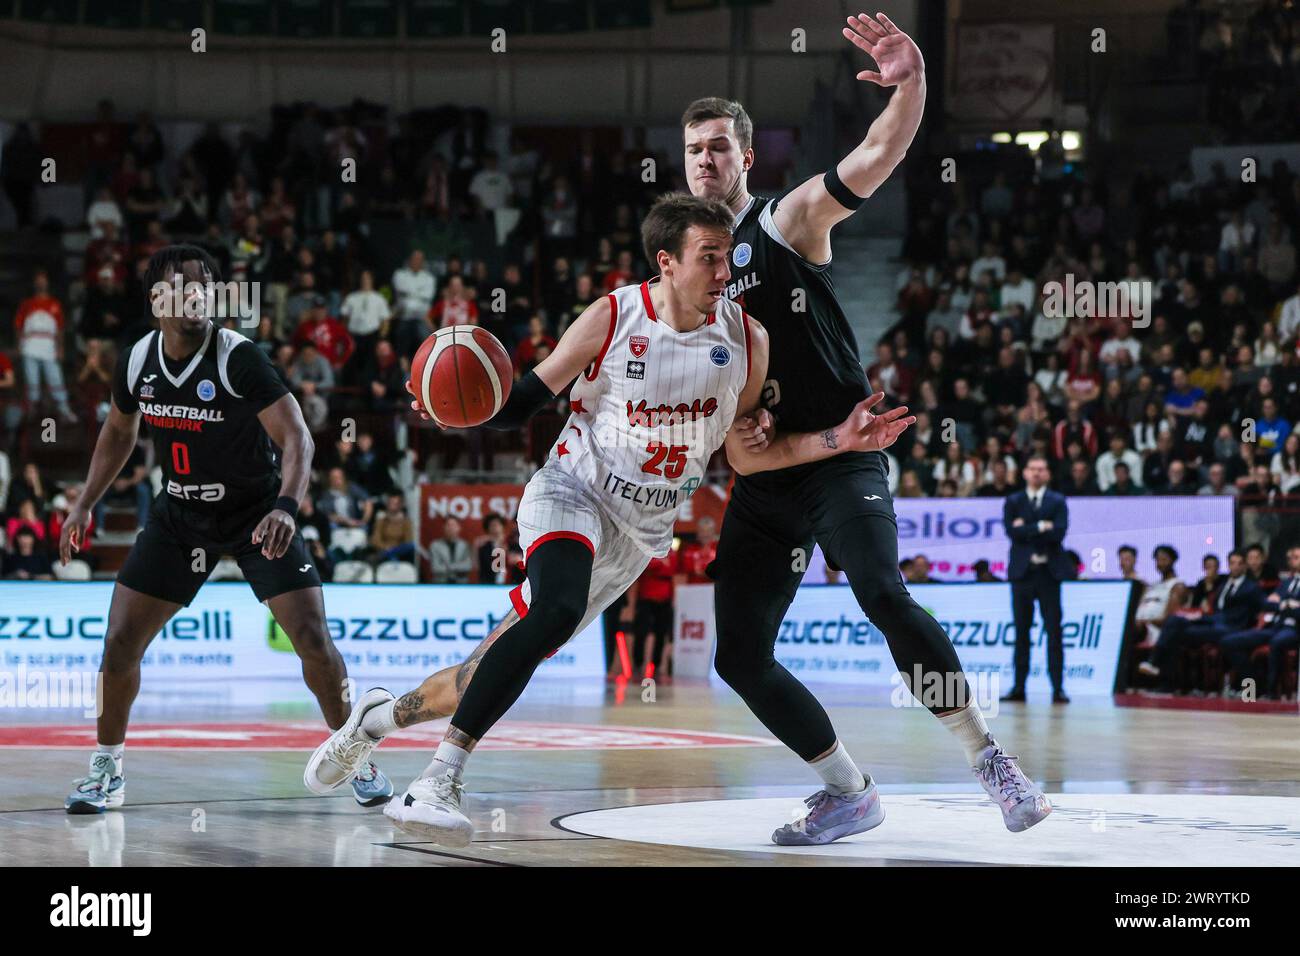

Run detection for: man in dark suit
[[1220, 544, 1300, 698], [1139, 549, 1264, 692], [1002, 455, 1075, 703]]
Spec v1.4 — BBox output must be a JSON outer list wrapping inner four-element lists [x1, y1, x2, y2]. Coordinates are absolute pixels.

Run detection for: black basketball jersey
[[112, 323, 290, 512], [726, 193, 869, 434]]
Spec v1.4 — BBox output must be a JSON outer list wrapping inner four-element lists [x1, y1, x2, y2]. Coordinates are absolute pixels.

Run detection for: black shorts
[[634, 599, 674, 643], [117, 493, 322, 607], [715, 451, 894, 572]]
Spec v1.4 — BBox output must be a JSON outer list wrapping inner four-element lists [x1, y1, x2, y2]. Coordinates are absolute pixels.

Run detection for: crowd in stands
[[0, 98, 684, 582]]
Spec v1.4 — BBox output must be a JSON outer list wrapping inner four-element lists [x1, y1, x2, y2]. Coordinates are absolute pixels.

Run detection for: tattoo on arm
[[821, 428, 838, 449]]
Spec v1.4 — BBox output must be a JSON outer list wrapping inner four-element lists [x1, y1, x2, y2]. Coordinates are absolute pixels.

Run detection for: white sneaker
[[384, 772, 474, 847], [1137, 661, 1160, 678], [303, 687, 394, 795]]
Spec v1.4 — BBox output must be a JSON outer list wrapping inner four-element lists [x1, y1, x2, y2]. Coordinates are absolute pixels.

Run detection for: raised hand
[[842, 12, 925, 87]]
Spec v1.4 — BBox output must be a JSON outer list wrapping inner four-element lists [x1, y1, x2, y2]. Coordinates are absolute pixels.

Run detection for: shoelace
[[426, 774, 464, 807], [981, 751, 1029, 802], [325, 734, 373, 772], [355, 762, 377, 783]]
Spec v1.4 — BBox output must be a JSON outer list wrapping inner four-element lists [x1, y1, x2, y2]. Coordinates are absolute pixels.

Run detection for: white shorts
[[511, 464, 654, 641]]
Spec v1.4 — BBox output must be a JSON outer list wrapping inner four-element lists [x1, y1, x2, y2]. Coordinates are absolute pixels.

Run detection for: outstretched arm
[[773, 12, 926, 263], [724, 320, 914, 476]]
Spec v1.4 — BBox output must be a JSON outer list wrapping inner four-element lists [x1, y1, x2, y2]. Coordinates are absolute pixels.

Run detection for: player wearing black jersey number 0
[[683, 12, 1051, 845], [57, 244, 393, 814]]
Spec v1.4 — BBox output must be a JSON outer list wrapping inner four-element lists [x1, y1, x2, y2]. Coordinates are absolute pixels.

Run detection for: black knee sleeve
[[451, 538, 593, 740]]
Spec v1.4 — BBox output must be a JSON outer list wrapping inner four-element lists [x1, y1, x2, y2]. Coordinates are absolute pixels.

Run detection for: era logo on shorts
[[709, 345, 731, 368], [626, 360, 645, 380], [167, 480, 226, 501], [629, 335, 649, 358], [732, 242, 752, 267], [197, 379, 216, 401]]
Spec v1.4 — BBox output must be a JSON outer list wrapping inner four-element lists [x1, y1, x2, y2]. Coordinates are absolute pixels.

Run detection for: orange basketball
[[408, 326, 514, 428]]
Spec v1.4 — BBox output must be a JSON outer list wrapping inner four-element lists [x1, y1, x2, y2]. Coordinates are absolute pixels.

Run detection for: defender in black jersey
[[57, 244, 392, 813], [683, 13, 1050, 844]]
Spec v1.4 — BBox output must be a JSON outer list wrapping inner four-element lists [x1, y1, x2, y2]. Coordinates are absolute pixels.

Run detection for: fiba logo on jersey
[[196, 379, 216, 401], [732, 242, 752, 267], [709, 346, 731, 368]]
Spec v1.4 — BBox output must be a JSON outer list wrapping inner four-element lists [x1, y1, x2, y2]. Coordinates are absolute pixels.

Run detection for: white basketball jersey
[[545, 278, 751, 556]]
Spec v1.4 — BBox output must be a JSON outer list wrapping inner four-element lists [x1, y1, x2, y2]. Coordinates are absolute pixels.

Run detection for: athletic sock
[[938, 704, 996, 767], [809, 740, 868, 796], [95, 742, 124, 774], [421, 740, 470, 781], [360, 699, 399, 739]]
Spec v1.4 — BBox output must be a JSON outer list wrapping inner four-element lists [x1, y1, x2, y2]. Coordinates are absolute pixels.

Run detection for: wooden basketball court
[[2, 678, 1297, 867]]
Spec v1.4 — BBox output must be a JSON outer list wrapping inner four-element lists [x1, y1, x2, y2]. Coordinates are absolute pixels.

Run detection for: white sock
[[938, 704, 996, 767], [421, 740, 470, 781], [360, 699, 398, 739], [95, 742, 124, 773], [809, 741, 868, 795]]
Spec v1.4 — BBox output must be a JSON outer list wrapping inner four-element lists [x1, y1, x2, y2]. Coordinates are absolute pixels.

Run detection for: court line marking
[[378, 842, 525, 866]]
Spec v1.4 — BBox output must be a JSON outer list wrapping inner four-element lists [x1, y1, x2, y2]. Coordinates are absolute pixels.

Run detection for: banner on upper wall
[[674, 581, 1135, 696], [0, 582, 604, 681], [948, 22, 1056, 124], [821, 495, 1235, 584]]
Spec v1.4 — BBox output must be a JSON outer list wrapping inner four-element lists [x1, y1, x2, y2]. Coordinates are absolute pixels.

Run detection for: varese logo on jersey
[[628, 335, 649, 358]]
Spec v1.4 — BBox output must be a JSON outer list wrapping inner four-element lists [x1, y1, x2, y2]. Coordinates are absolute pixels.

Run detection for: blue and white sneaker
[[974, 742, 1052, 832], [351, 761, 394, 807], [303, 687, 395, 800], [772, 782, 886, 846], [65, 752, 125, 815]]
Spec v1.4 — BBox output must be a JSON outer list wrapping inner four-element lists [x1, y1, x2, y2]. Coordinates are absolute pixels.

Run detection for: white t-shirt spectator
[[16, 297, 63, 362], [340, 290, 391, 337], [86, 198, 124, 240], [1095, 448, 1145, 490], [1000, 276, 1036, 314], [1099, 335, 1142, 366], [392, 266, 436, 322], [469, 168, 513, 212], [970, 253, 1006, 283], [1280, 293, 1300, 343]]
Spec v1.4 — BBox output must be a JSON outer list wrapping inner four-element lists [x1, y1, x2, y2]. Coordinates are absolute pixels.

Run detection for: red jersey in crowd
[[294, 314, 355, 368], [430, 296, 479, 328], [513, 334, 557, 372], [637, 550, 679, 603], [678, 538, 717, 584]]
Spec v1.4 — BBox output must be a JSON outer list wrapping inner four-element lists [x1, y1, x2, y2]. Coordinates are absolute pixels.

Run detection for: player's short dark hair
[[1118, 545, 1137, 557], [1154, 545, 1179, 563], [142, 243, 222, 305], [641, 192, 733, 269], [681, 97, 754, 151]]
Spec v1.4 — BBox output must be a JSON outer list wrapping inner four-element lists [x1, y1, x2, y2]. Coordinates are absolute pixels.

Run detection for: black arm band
[[274, 496, 300, 519], [823, 166, 867, 210], [484, 370, 556, 431]]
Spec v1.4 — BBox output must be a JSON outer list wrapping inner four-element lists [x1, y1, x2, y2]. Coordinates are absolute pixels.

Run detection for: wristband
[[823, 166, 866, 211], [274, 496, 300, 519]]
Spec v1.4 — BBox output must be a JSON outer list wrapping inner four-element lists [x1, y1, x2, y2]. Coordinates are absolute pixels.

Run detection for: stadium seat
[[374, 560, 418, 583], [329, 527, 368, 556], [332, 560, 375, 583]]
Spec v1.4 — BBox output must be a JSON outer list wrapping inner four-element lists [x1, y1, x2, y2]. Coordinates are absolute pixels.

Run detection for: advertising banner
[[0, 582, 604, 681], [674, 581, 1135, 696]]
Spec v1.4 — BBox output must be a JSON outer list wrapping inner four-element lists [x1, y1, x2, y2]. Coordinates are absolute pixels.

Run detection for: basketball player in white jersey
[[303, 193, 915, 845]]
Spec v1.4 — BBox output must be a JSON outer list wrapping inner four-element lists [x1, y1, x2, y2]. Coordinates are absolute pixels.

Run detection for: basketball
[[408, 326, 513, 428]]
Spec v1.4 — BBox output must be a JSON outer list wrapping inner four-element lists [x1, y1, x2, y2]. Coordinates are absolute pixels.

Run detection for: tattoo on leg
[[444, 726, 477, 749], [393, 690, 433, 728], [454, 610, 519, 700]]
